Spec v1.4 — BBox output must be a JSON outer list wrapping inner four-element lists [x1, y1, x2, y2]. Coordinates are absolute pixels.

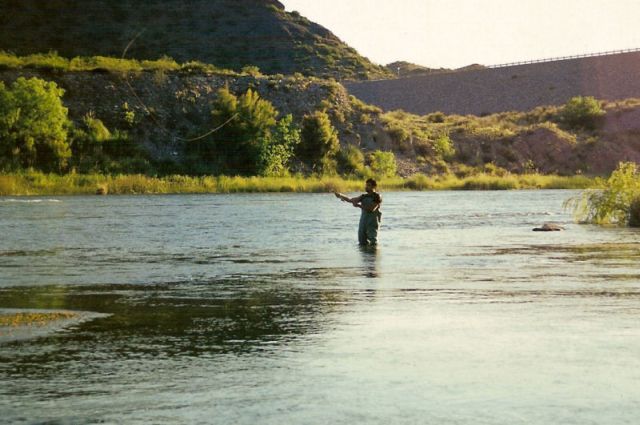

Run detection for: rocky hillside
[[2, 66, 640, 177], [0, 0, 391, 80], [0, 68, 367, 165], [348, 51, 640, 114]]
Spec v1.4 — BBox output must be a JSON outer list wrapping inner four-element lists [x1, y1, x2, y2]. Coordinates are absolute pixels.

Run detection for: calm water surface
[[1, 191, 639, 424]]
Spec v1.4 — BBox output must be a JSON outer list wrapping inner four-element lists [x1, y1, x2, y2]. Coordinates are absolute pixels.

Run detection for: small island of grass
[[0, 311, 78, 328]]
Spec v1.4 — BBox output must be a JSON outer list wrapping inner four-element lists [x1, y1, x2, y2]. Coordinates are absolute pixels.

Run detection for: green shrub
[[559, 96, 605, 130], [241, 65, 262, 77], [297, 110, 339, 172], [141, 55, 180, 72], [368, 150, 397, 177], [82, 113, 111, 142], [0, 51, 21, 69], [349, 95, 382, 115], [21, 51, 69, 71], [386, 122, 411, 145], [0, 77, 71, 172], [337, 145, 367, 176], [69, 113, 110, 171], [121, 102, 136, 127], [426, 111, 446, 123], [257, 114, 300, 176], [434, 134, 455, 160], [565, 162, 640, 225]]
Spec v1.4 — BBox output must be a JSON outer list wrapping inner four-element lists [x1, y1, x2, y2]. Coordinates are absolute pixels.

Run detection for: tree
[[257, 114, 300, 176], [0, 77, 71, 171], [297, 110, 339, 172], [203, 87, 278, 174], [434, 134, 455, 160]]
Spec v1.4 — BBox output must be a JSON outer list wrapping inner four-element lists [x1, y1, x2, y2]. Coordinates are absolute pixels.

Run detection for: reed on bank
[[0, 171, 595, 196]]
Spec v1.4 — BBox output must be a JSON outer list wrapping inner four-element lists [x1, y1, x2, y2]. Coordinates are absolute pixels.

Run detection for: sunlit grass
[[0, 51, 237, 75], [0, 172, 596, 196], [0, 312, 77, 328]]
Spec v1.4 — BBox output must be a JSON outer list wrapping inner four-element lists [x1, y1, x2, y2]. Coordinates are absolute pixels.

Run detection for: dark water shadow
[[0, 278, 348, 381]]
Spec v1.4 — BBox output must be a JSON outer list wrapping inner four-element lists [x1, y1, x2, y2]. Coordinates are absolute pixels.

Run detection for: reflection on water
[[1, 191, 640, 424], [359, 245, 379, 278]]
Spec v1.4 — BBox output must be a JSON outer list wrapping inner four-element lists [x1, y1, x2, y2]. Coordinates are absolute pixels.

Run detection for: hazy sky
[[280, 0, 640, 69]]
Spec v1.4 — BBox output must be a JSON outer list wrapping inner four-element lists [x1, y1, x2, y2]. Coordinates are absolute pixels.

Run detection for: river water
[[1, 190, 639, 424]]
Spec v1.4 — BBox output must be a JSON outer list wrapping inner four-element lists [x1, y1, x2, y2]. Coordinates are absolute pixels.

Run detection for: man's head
[[365, 178, 377, 193]]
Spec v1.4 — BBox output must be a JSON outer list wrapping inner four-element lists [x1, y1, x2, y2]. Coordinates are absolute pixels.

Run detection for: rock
[[532, 222, 564, 231]]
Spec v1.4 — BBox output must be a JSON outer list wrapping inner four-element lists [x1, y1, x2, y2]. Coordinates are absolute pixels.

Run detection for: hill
[[385, 61, 487, 79], [385, 61, 450, 78], [348, 51, 640, 114], [0, 0, 391, 80], [3, 61, 640, 177]]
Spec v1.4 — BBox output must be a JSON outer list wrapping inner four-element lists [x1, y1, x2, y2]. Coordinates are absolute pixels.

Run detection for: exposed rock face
[[346, 51, 640, 115], [510, 127, 579, 174]]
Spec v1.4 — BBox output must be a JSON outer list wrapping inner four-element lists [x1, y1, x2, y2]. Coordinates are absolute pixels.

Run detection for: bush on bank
[[565, 162, 640, 226]]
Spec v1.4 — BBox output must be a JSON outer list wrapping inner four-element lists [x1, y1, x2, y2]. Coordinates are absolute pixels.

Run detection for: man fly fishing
[[334, 178, 382, 246]]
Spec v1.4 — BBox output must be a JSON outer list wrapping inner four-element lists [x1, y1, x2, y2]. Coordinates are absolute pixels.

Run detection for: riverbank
[[0, 172, 595, 196]]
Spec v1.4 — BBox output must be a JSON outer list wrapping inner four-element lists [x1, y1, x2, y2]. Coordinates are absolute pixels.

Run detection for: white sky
[[280, 0, 640, 69]]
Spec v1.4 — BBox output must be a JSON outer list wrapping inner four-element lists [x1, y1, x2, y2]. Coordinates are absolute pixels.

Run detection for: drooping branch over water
[[565, 162, 640, 227]]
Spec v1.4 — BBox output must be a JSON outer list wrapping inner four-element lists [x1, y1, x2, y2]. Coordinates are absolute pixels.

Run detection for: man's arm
[[334, 192, 362, 204]]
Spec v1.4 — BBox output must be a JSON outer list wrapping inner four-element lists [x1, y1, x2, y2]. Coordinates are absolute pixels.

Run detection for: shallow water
[[1, 191, 640, 424]]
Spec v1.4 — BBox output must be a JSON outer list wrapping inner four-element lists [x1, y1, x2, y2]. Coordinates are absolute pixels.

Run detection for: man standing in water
[[334, 178, 382, 246]]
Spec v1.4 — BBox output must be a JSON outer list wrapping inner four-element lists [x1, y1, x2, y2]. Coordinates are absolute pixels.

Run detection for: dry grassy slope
[[449, 102, 640, 175], [347, 51, 640, 115], [0, 0, 390, 80]]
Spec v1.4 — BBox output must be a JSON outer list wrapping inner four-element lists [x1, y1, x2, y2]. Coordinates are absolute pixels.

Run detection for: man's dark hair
[[366, 178, 377, 188]]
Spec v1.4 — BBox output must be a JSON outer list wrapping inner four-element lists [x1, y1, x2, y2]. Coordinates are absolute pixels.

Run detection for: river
[[1, 191, 639, 424]]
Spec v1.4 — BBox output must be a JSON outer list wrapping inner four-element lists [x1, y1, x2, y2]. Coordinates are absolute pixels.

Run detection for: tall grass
[[0, 51, 237, 75], [405, 173, 592, 191], [0, 172, 595, 196]]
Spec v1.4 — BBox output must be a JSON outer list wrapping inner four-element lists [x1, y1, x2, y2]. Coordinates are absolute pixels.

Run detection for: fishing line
[[120, 30, 238, 143]]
